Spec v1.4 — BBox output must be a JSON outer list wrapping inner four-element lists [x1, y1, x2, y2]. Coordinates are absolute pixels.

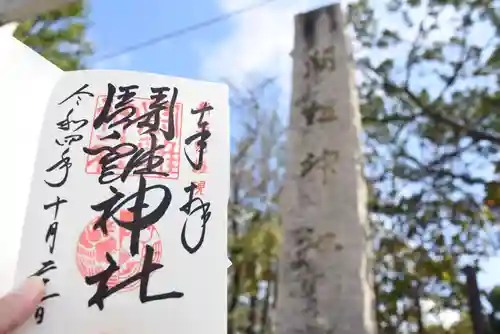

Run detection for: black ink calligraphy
[[92, 84, 178, 141], [58, 84, 94, 106], [91, 176, 172, 256], [57, 109, 88, 132], [44, 148, 71, 188], [85, 245, 184, 310], [84, 83, 185, 311], [179, 182, 211, 254], [33, 84, 92, 325], [184, 102, 212, 171], [83, 133, 168, 185], [31, 261, 60, 324], [43, 196, 66, 254]]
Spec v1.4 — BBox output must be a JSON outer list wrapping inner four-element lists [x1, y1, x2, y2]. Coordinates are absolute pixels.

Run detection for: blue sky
[[1, 0, 497, 327], [86, 0, 334, 93], [84, 0, 499, 325], [86, 0, 225, 78]]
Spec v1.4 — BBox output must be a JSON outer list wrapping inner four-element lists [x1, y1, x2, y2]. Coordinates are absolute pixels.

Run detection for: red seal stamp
[[76, 210, 162, 292], [85, 95, 183, 179]]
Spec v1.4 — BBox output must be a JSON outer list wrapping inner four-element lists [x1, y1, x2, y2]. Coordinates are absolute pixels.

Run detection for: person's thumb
[[0, 277, 45, 333]]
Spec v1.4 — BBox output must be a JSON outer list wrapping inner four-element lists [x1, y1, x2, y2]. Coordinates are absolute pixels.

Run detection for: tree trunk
[[228, 266, 241, 334], [247, 294, 258, 334], [414, 281, 424, 334], [260, 280, 271, 333]]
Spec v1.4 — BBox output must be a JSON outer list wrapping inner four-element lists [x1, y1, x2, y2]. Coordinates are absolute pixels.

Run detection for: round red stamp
[[76, 210, 162, 292]]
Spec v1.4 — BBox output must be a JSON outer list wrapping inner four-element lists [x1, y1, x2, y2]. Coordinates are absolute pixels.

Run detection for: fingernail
[[13, 277, 45, 302]]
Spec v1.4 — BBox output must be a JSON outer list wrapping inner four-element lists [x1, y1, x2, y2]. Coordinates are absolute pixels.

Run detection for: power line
[[93, 0, 279, 62]]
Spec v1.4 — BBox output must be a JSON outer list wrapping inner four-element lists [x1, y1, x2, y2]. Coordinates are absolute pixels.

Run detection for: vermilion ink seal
[[76, 210, 162, 292], [85, 96, 183, 179]]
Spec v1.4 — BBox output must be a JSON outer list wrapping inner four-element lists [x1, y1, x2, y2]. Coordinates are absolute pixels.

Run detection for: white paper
[[0, 35, 63, 297], [0, 22, 19, 36], [14, 70, 229, 334]]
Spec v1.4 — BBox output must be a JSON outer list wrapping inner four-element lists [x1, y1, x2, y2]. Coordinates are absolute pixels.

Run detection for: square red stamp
[[85, 96, 183, 180]]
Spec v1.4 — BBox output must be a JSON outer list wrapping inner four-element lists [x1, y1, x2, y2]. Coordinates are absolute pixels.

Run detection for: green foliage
[[487, 286, 500, 333], [13, 0, 91, 70], [348, 0, 500, 332], [229, 0, 500, 332], [226, 80, 285, 334]]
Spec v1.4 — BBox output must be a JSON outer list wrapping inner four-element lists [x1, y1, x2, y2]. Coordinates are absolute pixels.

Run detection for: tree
[[227, 80, 285, 334], [223, 0, 500, 332], [13, 0, 91, 70], [346, 0, 500, 332], [486, 286, 500, 333]]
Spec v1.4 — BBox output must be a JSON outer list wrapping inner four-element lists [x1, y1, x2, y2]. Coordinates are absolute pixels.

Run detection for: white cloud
[[201, 0, 495, 97], [199, 0, 430, 97], [200, 0, 335, 100]]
